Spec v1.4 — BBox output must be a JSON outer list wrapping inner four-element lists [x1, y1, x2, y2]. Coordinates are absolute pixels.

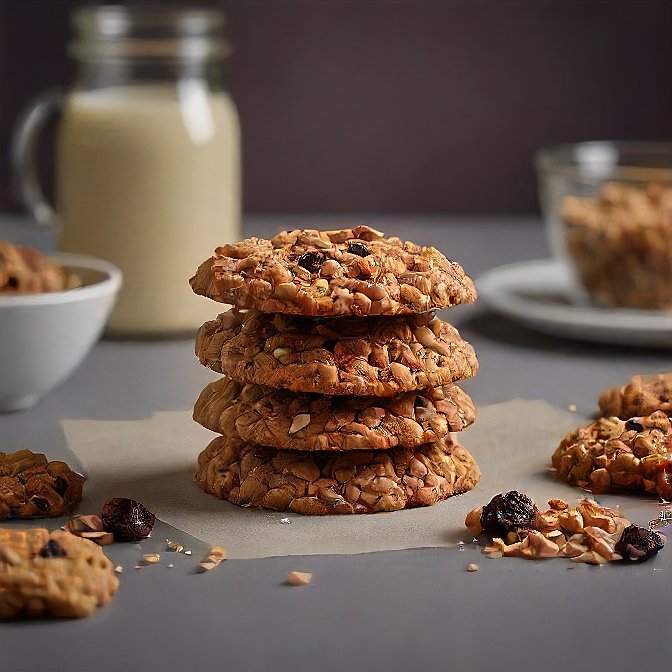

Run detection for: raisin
[[297, 252, 325, 273], [480, 491, 540, 538], [347, 241, 370, 257], [54, 477, 69, 496], [31, 497, 50, 513], [101, 497, 156, 542], [615, 525, 665, 563], [38, 539, 67, 558], [625, 419, 644, 432]]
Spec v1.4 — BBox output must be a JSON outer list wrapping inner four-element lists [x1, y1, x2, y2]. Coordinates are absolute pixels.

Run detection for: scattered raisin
[[31, 497, 50, 513], [625, 419, 644, 432], [615, 525, 665, 562], [54, 477, 69, 496], [38, 539, 67, 558], [297, 252, 325, 273], [347, 241, 371, 257], [480, 491, 540, 538], [101, 497, 155, 542]]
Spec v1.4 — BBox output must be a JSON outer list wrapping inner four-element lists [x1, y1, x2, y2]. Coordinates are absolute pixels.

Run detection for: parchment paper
[[62, 399, 664, 559]]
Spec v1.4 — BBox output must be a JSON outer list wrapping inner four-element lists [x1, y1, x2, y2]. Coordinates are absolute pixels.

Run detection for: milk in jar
[[57, 83, 240, 335]]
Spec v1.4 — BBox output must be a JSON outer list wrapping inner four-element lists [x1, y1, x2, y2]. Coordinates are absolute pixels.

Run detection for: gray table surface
[[1, 215, 671, 672]]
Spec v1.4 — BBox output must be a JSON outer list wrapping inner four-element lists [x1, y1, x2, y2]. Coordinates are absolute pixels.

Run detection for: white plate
[[477, 259, 672, 347]]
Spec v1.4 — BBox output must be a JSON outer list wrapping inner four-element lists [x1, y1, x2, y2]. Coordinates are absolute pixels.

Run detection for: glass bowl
[[535, 141, 672, 310]]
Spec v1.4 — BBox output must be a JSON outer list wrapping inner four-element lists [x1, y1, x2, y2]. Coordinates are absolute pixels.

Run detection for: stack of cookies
[[189, 226, 481, 515]]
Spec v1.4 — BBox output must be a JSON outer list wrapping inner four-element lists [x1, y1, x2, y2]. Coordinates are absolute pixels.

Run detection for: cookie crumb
[[287, 571, 312, 586], [467, 563, 479, 572], [142, 553, 160, 564]]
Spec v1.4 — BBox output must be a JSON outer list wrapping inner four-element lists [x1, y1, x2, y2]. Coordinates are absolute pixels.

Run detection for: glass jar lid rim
[[70, 5, 230, 61], [72, 5, 226, 37]]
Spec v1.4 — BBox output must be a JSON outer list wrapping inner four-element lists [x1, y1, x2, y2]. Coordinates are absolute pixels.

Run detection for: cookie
[[598, 372, 672, 419], [0, 528, 119, 619], [0, 241, 78, 294], [189, 226, 477, 317], [195, 434, 480, 514], [195, 309, 478, 397], [194, 377, 477, 451], [0, 450, 85, 519], [551, 411, 672, 499]]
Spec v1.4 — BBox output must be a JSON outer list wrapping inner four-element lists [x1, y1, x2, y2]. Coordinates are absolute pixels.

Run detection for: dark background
[[1, 0, 671, 215]]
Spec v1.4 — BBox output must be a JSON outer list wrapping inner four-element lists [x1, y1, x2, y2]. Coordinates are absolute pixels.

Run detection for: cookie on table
[[0, 450, 85, 519], [599, 372, 672, 419], [189, 226, 477, 317], [0, 528, 119, 619], [194, 377, 477, 451], [195, 309, 478, 397], [195, 435, 480, 515], [551, 411, 672, 500]]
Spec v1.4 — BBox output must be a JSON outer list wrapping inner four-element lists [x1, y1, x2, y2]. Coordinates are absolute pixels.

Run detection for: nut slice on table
[[195, 434, 480, 515], [0, 528, 119, 619], [193, 376, 477, 451], [0, 449, 85, 519], [195, 309, 478, 397], [551, 411, 672, 499], [189, 226, 477, 317], [598, 372, 672, 419]]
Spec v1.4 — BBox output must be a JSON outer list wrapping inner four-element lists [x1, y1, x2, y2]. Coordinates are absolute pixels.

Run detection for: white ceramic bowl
[[0, 252, 122, 411]]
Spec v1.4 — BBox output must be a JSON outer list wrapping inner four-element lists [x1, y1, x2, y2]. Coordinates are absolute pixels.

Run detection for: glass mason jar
[[536, 142, 672, 310], [13, 6, 241, 336]]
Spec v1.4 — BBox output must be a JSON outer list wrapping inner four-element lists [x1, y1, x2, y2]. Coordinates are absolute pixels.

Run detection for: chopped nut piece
[[142, 553, 160, 564], [114, 565, 123, 574], [520, 531, 559, 558], [467, 563, 479, 572], [80, 531, 114, 546], [199, 546, 226, 572], [287, 571, 312, 586], [166, 539, 185, 553], [288, 413, 311, 435], [558, 509, 584, 533], [464, 507, 484, 536], [68, 514, 104, 534], [548, 499, 568, 511]]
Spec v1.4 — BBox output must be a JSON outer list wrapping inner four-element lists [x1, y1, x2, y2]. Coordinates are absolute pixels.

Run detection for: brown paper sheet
[[62, 399, 664, 559]]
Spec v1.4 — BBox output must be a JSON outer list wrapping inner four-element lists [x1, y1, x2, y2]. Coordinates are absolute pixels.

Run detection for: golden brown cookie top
[[190, 226, 476, 316]]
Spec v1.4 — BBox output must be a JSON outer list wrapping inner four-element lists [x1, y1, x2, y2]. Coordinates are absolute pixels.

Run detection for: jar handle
[[11, 89, 65, 231]]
